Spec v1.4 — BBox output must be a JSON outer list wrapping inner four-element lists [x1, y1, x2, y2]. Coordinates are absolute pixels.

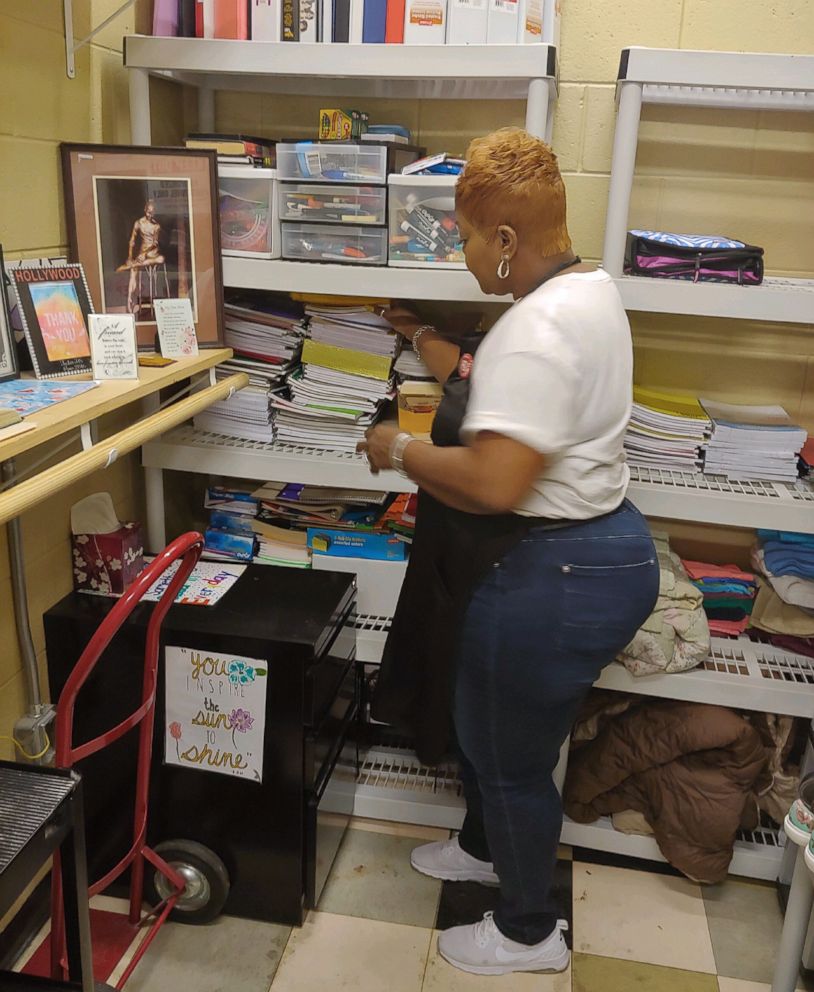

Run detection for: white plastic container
[[279, 183, 387, 225], [218, 166, 280, 259], [281, 222, 388, 264], [276, 142, 389, 184], [387, 174, 464, 268]]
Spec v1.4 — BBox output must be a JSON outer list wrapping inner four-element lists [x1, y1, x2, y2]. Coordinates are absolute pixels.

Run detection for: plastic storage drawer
[[388, 174, 464, 268], [277, 143, 389, 184], [281, 222, 388, 265], [218, 166, 280, 258], [279, 183, 387, 225]]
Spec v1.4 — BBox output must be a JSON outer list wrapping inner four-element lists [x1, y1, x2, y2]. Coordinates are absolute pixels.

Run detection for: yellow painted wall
[[0, 0, 166, 762]]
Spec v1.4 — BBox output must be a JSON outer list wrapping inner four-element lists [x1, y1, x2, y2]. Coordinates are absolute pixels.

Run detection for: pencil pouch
[[625, 231, 764, 285]]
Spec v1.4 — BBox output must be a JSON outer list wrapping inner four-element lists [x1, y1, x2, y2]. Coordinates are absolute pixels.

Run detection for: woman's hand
[[357, 424, 401, 474], [383, 305, 423, 341]]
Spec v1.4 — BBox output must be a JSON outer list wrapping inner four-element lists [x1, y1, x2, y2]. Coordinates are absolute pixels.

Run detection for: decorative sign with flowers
[[164, 646, 268, 782]]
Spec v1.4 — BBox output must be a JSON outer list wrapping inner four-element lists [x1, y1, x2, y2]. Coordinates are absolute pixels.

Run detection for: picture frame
[[0, 245, 20, 383], [61, 143, 225, 350]]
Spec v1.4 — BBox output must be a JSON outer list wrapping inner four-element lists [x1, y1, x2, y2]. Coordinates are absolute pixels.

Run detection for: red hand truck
[[49, 532, 204, 989]]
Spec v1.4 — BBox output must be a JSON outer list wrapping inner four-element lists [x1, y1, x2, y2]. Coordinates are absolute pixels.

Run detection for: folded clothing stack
[[618, 532, 710, 677], [682, 560, 758, 637], [749, 530, 814, 657]]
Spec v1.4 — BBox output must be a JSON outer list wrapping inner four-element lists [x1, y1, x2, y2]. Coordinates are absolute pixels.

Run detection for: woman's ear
[[497, 224, 519, 260]]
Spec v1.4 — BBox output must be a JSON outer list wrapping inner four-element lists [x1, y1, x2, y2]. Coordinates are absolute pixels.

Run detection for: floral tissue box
[[72, 523, 145, 596]]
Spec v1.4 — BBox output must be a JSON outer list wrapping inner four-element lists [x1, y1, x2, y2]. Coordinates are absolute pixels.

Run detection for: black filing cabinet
[[44, 566, 358, 926]]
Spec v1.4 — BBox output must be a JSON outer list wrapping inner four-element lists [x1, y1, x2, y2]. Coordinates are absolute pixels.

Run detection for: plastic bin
[[388, 174, 464, 268], [218, 166, 280, 258], [281, 222, 388, 265], [279, 183, 387, 225], [276, 142, 423, 184]]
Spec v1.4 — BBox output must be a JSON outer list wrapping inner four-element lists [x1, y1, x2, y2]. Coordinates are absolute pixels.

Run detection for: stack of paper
[[251, 519, 312, 569], [625, 388, 711, 472], [193, 385, 276, 443], [222, 298, 306, 386], [273, 302, 399, 452], [253, 481, 389, 530], [394, 349, 433, 382], [701, 400, 807, 483]]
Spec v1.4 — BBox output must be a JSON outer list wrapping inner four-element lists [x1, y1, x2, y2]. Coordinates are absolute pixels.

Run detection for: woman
[[358, 128, 659, 977]]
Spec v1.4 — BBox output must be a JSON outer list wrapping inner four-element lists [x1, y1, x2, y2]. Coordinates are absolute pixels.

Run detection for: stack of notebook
[[221, 297, 306, 387], [273, 302, 399, 452], [193, 385, 276, 443], [394, 349, 433, 383], [701, 400, 807, 483], [625, 387, 711, 472], [253, 481, 390, 531]]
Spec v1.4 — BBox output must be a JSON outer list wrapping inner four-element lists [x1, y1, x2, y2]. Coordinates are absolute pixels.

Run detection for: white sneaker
[[438, 911, 570, 976], [410, 836, 499, 885]]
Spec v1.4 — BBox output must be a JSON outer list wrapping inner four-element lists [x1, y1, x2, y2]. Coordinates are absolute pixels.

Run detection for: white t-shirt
[[460, 269, 632, 520]]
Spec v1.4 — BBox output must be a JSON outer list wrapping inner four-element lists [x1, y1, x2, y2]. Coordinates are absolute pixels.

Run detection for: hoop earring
[[497, 257, 510, 280]]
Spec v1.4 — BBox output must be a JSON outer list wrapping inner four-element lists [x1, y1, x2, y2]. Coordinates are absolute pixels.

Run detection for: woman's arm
[[385, 306, 460, 385], [360, 425, 545, 514]]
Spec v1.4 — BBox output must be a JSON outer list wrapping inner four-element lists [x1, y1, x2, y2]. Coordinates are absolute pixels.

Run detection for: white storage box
[[282, 222, 388, 264], [279, 183, 387, 225], [388, 174, 464, 268], [218, 166, 280, 258], [312, 555, 407, 617], [277, 142, 389, 184]]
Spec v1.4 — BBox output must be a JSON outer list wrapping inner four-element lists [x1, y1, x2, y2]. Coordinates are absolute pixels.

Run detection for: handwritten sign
[[141, 558, 245, 607], [89, 314, 138, 379], [154, 298, 199, 358], [164, 646, 267, 782]]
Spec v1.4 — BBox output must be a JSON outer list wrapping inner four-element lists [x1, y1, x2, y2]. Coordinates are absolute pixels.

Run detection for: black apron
[[371, 332, 540, 765]]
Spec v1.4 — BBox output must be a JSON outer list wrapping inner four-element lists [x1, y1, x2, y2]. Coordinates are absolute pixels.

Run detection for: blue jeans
[[453, 500, 659, 944]]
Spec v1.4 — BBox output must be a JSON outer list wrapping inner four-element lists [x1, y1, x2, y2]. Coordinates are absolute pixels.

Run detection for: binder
[[179, 0, 197, 35], [300, 0, 320, 41], [486, 0, 519, 42], [214, 0, 250, 37], [349, 0, 365, 42], [384, 0, 405, 41], [152, 0, 179, 35], [251, 0, 280, 39], [363, 0, 387, 40], [446, 0, 487, 42], [196, 0, 216, 36], [322, 0, 336, 40], [333, 0, 350, 40]]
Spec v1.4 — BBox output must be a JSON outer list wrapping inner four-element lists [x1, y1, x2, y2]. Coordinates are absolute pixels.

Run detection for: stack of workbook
[[625, 387, 711, 473], [193, 385, 276, 443], [222, 297, 306, 387], [273, 302, 398, 452], [253, 481, 390, 531], [394, 349, 433, 383], [700, 399, 807, 483]]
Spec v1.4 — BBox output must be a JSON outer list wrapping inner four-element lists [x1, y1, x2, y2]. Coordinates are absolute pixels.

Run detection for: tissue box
[[72, 522, 144, 596]]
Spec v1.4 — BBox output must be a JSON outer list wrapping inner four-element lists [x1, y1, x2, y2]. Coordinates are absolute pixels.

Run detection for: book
[[179, 0, 198, 35], [213, 0, 250, 37], [196, 0, 216, 36], [403, 0, 447, 42], [153, 0, 180, 34], [384, 0, 406, 40], [446, 0, 487, 43], [0, 378, 99, 416], [251, 0, 280, 38], [281, 0, 299, 38], [11, 262, 94, 379], [363, 0, 387, 40], [349, 0, 365, 41], [486, 0, 519, 42], [333, 0, 350, 40], [186, 133, 277, 160]]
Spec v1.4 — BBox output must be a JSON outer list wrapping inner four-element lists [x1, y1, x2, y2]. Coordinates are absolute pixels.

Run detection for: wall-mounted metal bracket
[[63, 0, 137, 78]]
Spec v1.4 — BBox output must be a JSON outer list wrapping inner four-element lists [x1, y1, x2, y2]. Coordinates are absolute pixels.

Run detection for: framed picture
[[10, 260, 94, 379], [61, 144, 224, 350], [0, 246, 20, 382]]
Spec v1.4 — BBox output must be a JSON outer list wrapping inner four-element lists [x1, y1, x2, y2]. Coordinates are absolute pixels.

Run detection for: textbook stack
[[273, 302, 398, 452], [624, 387, 711, 473]]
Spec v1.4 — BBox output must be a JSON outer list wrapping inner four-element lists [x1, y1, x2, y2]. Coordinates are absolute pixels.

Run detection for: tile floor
[[53, 817, 814, 992]]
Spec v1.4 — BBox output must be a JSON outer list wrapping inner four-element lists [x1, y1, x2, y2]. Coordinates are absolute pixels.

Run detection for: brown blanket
[[564, 693, 768, 883]]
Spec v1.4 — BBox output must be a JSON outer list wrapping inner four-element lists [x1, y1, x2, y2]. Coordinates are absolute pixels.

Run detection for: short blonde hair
[[456, 127, 571, 257]]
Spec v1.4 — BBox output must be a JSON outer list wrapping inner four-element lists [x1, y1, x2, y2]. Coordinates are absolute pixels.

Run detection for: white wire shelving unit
[[132, 42, 814, 881], [602, 46, 814, 322]]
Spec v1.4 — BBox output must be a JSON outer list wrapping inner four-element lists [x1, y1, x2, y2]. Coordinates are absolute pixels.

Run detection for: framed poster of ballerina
[[61, 144, 224, 349]]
